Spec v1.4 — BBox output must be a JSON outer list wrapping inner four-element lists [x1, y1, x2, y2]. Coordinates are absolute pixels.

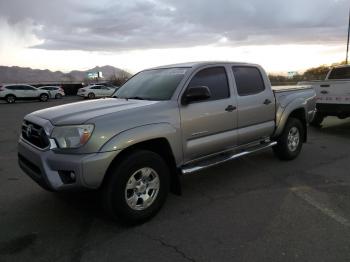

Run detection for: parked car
[[77, 85, 114, 99], [299, 65, 350, 126], [38, 86, 65, 99], [0, 84, 50, 103], [18, 62, 316, 224]]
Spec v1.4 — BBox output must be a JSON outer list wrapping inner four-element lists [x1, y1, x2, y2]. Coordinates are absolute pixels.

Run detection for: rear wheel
[[102, 150, 170, 225], [310, 112, 324, 127], [5, 95, 16, 104], [88, 92, 95, 99], [273, 117, 304, 161], [39, 93, 49, 102]]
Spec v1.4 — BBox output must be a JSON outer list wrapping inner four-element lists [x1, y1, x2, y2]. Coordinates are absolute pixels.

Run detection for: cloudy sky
[[0, 0, 349, 74]]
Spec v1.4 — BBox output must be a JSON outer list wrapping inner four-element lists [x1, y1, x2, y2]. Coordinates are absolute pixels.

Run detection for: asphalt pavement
[[1, 97, 350, 262]]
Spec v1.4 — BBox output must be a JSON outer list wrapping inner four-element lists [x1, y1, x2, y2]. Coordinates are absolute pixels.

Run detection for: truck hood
[[30, 98, 159, 125]]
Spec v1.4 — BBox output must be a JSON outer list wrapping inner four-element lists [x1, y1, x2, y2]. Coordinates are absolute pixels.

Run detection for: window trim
[[182, 66, 231, 104], [232, 66, 266, 97]]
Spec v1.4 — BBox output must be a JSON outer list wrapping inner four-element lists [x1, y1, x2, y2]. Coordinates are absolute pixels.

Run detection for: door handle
[[320, 90, 328, 94], [263, 99, 272, 105], [225, 105, 237, 112]]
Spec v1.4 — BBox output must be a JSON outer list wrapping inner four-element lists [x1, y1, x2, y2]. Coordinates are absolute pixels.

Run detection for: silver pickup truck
[[18, 62, 316, 224]]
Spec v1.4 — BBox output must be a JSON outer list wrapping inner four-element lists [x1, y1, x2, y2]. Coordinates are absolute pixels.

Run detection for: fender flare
[[274, 98, 307, 138], [99, 123, 182, 165]]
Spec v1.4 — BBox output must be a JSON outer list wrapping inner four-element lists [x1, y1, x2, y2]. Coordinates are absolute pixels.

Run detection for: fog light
[[58, 170, 76, 184]]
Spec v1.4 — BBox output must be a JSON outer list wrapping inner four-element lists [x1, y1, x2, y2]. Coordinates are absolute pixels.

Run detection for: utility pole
[[347, 8, 350, 64]]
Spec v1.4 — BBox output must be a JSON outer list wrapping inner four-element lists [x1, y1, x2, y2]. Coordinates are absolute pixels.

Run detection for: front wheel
[[273, 117, 304, 161], [102, 150, 170, 225], [55, 93, 63, 99], [88, 92, 95, 99], [5, 95, 16, 104]]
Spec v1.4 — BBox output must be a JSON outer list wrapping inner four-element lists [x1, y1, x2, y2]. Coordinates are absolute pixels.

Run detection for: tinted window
[[5, 86, 19, 90], [328, 67, 350, 80], [115, 68, 188, 101], [22, 85, 35, 90], [91, 86, 101, 90], [232, 67, 265, 96], [42, 87, 51, 90], [187, 67, 229, 101]]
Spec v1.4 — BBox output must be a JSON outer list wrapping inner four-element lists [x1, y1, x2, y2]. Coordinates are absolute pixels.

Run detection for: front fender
[[99, 123, 183, 165]]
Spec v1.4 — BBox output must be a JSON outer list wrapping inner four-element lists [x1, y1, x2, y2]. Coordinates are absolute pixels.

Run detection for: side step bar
[[181, 141, 277, 175]]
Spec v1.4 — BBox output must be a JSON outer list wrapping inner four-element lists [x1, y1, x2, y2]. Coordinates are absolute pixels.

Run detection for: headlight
[[51, 125, 94, 149]]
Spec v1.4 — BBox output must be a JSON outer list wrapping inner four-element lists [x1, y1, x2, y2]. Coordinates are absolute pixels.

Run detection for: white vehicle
[[0, 84, 50, 104], [38, 86, 65, 99], [77, 85, 114, 99], [299, 65, 350, 126]]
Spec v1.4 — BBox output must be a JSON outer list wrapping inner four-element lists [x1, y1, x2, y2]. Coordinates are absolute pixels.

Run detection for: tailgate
[[314, 81, 350, 105]]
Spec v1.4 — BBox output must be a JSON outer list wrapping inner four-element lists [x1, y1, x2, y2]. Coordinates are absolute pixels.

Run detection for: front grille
[[22, 121, 50, 149]]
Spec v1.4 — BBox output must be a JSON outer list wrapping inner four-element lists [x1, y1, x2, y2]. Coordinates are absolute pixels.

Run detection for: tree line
[[269, 61, 348, 85]]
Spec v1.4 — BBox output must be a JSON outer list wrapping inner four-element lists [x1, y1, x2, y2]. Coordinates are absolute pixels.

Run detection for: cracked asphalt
[[1, 98, 350, 262]]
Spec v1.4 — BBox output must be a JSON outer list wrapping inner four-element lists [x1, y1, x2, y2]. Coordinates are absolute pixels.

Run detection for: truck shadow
[[312, 117, 350, 139]]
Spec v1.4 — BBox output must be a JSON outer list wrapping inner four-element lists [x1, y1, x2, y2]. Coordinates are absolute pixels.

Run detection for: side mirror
[[182, 86, 211, 105]]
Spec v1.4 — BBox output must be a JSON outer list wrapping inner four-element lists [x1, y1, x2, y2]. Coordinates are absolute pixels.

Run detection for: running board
[[181, 141, 277, 175]]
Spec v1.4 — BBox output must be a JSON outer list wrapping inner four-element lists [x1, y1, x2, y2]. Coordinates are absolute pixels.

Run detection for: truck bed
[[272, 85, 313, 92]]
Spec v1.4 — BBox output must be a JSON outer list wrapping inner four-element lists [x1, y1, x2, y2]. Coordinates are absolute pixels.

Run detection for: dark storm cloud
[[0, 0, 348, 51]]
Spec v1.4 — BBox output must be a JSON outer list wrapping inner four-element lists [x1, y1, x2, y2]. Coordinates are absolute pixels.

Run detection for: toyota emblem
[[26, 124, 33, 138]]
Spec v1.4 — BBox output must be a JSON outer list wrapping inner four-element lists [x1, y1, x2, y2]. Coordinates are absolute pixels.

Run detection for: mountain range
[[0, 65, 131, 84]]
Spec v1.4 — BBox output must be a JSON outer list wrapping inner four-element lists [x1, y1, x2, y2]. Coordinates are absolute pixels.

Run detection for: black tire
[[310, 112, 324, 127], [102, 150, 170, 225], [88, 92, 95, 99], [273, 117, 304, 161], [338, 114, 348, 120], [5, 95, 16, 104], [55, 93, 63, 99], [39, 93, 49, 102]]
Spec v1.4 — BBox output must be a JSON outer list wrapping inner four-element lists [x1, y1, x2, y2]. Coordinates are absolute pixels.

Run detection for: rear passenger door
[[92, 86, 102, 97], [180, 66, 238, 162], [101, 86, 112, 96], [232, 66, 275, 145]]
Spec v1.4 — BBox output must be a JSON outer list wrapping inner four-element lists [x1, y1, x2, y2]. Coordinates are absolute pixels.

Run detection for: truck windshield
[[114, 68, 188, 101]]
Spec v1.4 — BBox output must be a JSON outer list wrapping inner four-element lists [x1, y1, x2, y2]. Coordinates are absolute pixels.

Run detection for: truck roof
[[150, 61, 257, 70]]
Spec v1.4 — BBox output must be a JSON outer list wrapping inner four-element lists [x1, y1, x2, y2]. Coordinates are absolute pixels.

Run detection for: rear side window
[[188, 67, 230, 101], [232, 67, 265, 96], [328, 67, 350, 80], [91, 86, 101, 90], [22, 85, 35, 90], [5, 86, 18, 90]]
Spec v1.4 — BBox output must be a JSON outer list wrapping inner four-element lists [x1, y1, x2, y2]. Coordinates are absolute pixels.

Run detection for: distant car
[[0, 84, 50, 103], [77, 85, 114, 99], [38, 86, 65, 99], [100, 83, 120, 89]]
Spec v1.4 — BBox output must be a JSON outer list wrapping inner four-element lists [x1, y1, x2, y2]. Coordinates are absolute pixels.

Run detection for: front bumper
[[18, 137, 120, 191]]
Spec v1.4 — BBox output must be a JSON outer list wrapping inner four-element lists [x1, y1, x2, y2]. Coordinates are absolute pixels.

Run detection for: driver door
[[180, 66, 238, 163]]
